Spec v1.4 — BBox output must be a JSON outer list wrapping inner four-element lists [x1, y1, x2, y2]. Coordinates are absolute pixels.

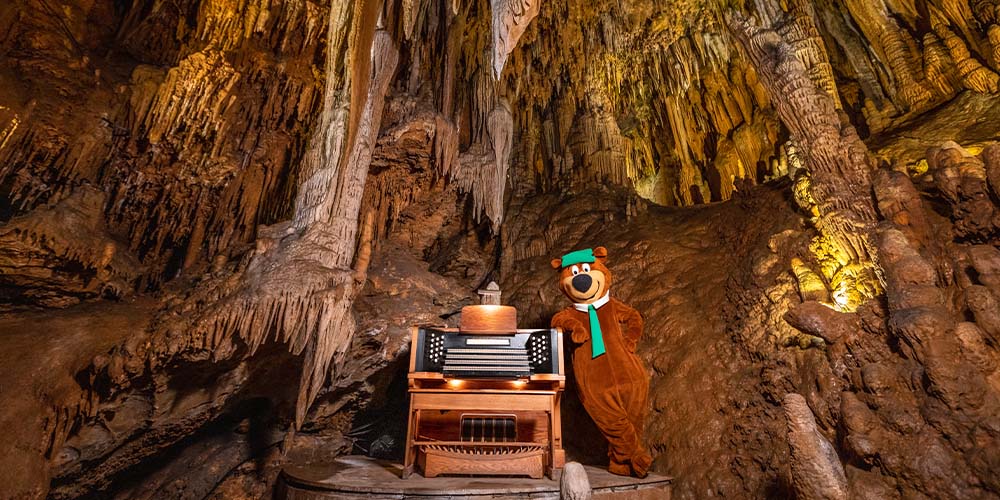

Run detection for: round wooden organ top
[[459, 281, 518, 334]]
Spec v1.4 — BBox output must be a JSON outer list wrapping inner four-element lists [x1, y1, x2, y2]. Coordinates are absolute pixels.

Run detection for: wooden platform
[[279, 455, 671, 499]]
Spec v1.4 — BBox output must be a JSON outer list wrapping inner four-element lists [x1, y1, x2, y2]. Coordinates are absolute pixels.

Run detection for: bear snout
[[572, 274, 593, 293]]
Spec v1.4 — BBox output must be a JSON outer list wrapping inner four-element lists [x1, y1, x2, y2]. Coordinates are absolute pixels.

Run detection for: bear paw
[[607, 459, 632, 477], [631, 452, 653, 478]]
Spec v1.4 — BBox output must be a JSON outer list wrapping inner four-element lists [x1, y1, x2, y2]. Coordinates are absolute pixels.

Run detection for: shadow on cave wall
[[51, 341, 303, 499], [345, 356, 411, 461]]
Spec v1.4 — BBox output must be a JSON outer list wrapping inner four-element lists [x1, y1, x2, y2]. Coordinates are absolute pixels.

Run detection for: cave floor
[[278, 455, 672, 499]]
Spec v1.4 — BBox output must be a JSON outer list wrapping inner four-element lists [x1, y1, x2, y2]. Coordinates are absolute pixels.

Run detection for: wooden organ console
[[403, 283, 565, 479]]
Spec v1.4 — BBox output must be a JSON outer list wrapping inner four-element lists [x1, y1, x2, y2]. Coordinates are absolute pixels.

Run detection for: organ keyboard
[[413, 327, 557, 378]]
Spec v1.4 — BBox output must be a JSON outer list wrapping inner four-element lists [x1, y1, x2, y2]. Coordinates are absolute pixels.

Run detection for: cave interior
[[2, 0, 1000, 498]]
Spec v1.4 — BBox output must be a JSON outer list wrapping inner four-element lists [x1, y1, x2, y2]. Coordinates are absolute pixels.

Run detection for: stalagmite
[[727, 10, 882, 308], [966, 286, 1000, 341], [6, 0, 1000, 497], [791, 258, 830, 303], [783, 393, 849, 500], [560, 462, 592, 500], [927, 142, 998, 239]]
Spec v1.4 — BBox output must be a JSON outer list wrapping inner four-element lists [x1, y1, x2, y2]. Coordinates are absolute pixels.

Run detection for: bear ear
[[550, 258, 563, 270], [593, 246, 608, 260]]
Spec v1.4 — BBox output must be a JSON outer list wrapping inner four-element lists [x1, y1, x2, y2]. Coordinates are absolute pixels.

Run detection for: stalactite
[[434, 114, 460, 178], [139, 52, 240, 151], [403, 0, 420, 39], [359, 111, 437, 242], [989, 25, 1000, 70], [490, 0, 540, 79], [1, 0, 326, 287], [777, 0, 842, 109], [936, 23, 1000, 94], [195, 0, 324, 52], [841, 0, 933, 112], [293, 26, 400, 424], [974, 0, 1000, 24], [923, 32, 962, 98], [162, 2, 402, 427], [444, 100, 511, 232], [0, 106, 19, 152]]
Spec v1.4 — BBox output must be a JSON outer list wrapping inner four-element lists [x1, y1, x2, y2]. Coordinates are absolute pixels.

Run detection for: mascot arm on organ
[[551, 309, 589, 344]]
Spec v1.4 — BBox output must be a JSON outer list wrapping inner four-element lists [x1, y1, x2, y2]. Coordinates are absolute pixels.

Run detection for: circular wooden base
[[278, 455, 672, 499]]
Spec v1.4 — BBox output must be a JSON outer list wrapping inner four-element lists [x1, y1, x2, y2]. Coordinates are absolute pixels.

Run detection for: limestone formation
[[560, 461, 592, 500], [783, 393, 849, 500], [490, 0, 540, 79]]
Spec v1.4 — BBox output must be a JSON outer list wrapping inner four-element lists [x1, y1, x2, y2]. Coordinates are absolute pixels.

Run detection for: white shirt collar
[[573, 292, 610, 312]]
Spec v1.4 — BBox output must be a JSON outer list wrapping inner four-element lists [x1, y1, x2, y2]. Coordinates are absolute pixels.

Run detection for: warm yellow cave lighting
[[792, 171, 821, 218], [791, 254, 880, 314], [832, 288, 850, 309], [0, 106, 20, 152], [786, 151, 883, 318], [791, 257, 829, 302], [910, 159, 930, 176], [511, 380, 527, 389], [447, 379, 464, 388], [830, 262, 881, 313], [909, 143, 983, 177]]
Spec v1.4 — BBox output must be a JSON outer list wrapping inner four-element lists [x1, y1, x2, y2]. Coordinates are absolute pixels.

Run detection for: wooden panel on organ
[[403, 283, 565, 479]]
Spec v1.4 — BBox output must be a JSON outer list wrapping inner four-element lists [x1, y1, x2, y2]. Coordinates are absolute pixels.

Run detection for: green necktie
[[588, 304, 606, 358]]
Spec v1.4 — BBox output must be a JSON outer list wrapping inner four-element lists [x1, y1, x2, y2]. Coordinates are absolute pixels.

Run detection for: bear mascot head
[[550, 246, 612, 305]]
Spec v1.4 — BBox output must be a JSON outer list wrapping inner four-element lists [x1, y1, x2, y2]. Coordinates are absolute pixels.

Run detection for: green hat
[[560, 248, 595, 268]]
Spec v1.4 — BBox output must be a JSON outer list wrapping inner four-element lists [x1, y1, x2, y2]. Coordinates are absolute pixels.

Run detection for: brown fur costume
[[550, 247, 653, 478]]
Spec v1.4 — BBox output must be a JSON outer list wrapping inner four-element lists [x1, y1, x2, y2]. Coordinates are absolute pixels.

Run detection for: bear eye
[[571, 265, 580, 276], [582, 263, 591, 272]]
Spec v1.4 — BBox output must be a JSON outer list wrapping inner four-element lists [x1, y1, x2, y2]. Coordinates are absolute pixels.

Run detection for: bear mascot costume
[[550, 246, 653, 478]]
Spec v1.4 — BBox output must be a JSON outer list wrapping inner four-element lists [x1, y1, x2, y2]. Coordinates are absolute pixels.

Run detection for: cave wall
[[0, 0, 324, 290], [499, 183, 809, 496]]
